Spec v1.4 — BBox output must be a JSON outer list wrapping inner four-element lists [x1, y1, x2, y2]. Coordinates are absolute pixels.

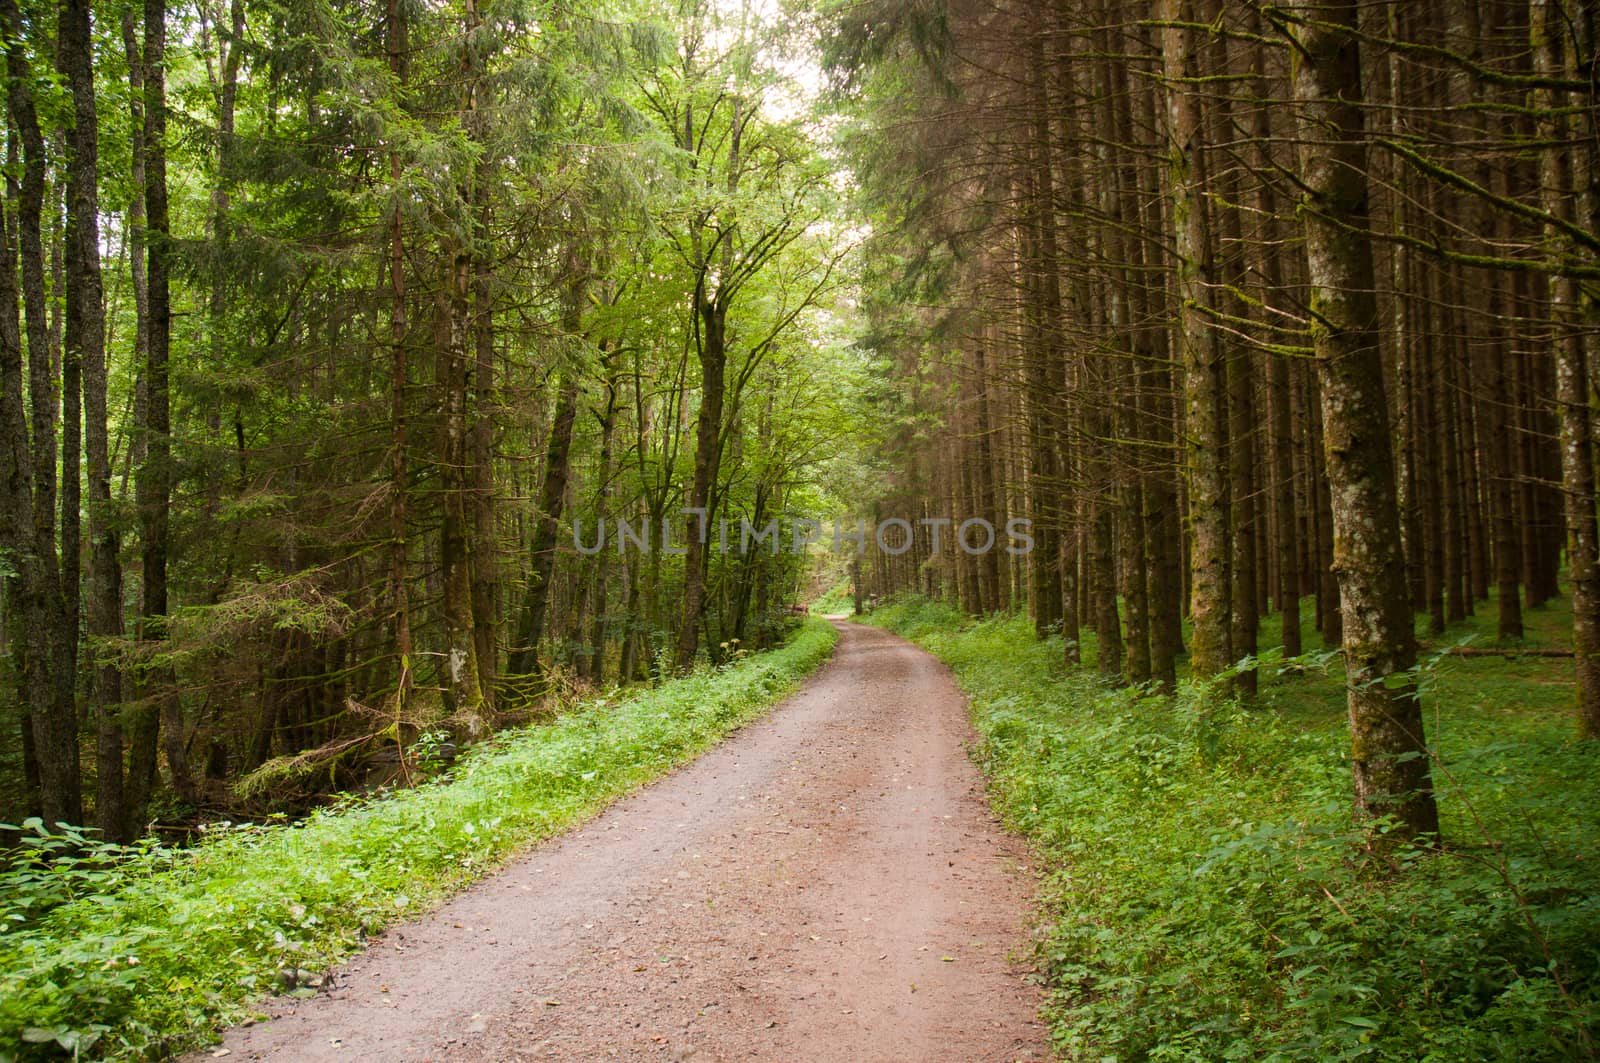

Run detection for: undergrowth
[[809, 578, 855, 616], [871, 598, 1600, 1062], [0, 618, 837, 1061]]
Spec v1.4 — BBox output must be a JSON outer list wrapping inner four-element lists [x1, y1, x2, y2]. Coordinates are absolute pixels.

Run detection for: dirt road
[[201, 621, 1045, 1062]]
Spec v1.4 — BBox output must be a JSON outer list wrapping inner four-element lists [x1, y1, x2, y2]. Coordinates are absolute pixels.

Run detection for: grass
[[870, 595, 1600, 1062], [809, 577, 855, 616], [0, 618, 837, 1062]]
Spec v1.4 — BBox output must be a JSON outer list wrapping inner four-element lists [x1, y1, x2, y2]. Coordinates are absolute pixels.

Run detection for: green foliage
[[809, 578, 855, 615], [0, 620, 836, 1062], [411, 730, 457, 779], [871, 599, 1600, 1062]]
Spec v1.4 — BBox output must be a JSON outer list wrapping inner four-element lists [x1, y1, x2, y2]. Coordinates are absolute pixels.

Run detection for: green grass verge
[[870, 598, 1600, 1062], [0, 618, 837, 1062]]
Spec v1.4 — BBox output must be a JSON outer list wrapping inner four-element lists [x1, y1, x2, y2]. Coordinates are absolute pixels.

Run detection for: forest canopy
[[0, 0, 877, 837]]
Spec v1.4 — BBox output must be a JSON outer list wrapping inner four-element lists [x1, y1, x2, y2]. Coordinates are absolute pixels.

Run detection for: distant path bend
[[203, 621, 1046, 1062]]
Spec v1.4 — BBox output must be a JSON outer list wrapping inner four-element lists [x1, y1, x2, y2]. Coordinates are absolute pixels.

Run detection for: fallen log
[[1439, 647, 1573, 658]]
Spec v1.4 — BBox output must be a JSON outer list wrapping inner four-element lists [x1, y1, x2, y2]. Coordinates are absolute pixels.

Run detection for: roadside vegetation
[[871, 598, 1600, 1062], [0, 620, 836, 1062]]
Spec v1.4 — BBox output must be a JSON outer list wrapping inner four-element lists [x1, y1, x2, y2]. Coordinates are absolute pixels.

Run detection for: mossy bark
[[1290, 0, 1439, 840], [1160, 0, 1231, 679], [1532, 0, 1600, 738]]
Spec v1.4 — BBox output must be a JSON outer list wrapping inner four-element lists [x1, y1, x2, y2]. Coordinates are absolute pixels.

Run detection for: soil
[[195, 621, 1046, 1062]]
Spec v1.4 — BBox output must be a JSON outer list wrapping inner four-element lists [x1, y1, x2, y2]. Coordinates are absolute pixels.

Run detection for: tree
[[0, 0, 73, 825], [1284, 0, 1439, 838], [1532, 0, 1600, 737], [1160, 0, 1231, 680]]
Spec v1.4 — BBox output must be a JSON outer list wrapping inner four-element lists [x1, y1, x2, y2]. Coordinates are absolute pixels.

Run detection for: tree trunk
[[586, 351, 621, 685], [1161, 0, 1231, 679], [464, 0, 498, 695], [1308, 372, 1342, 648], [1479, 287, 1524, 640], [513, 371, 579, 677], [1, 0, 78, 832], [0, 115, 71, 828], [124, 13, 159, 825], [55, 0, 122, 827], [113, 8, 152, 840], [469, 218, 498, 691], [1228, 342, 1259, 694], [512, 277, 583, 678], [435, 251, 486, 724], [1289, 0, 1439, 839], [1437, 308, 1467, 624], [1138, 64, 1183, 691], [128, 0, 196, 819], [385, 0, 415, 721], [675, 291, 726, 671], [1024, 28, 1064, 638], [1533, 0, 1600, 737], [973, 343, 1003, 614]]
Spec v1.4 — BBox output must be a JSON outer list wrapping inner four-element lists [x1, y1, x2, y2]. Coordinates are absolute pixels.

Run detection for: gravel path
[[199, 621, 1046, 1062]]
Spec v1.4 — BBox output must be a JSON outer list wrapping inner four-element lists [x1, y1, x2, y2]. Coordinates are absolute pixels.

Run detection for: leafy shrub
[[872, 599, 1600, 1062], [0, 619, 837, 1061]]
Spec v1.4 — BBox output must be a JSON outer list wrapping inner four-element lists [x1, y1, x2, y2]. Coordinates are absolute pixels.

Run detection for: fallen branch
[[1439, 647, 1573, 659]]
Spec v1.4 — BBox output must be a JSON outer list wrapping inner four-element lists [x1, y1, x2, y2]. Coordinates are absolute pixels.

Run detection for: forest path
[[200, 622, 1046, 1062]]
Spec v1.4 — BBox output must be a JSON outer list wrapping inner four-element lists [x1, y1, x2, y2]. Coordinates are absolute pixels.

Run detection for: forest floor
[[193, 621, 1046, 1063]]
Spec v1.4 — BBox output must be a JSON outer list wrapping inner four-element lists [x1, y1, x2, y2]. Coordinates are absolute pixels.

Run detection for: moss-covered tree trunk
[[4, 0, 78, 828], [385, 0, 415, 718], [1160, 0, 1230, 679], [1532, 0, 1600, 738], [1248, 30, 1302, 660], [1289, 0, 1439, 839]]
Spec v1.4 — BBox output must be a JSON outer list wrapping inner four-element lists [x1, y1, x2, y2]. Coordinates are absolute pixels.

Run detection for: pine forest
[[0, 1, 1598, 1060]]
